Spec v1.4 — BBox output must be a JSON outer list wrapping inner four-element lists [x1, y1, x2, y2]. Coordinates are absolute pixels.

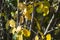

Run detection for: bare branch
[[44, 14, 55, 35]]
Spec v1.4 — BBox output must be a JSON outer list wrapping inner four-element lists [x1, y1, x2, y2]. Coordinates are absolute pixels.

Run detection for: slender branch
[[27, 26, 38, 35], [30, 1, 35, 31], [47, 27, 59, 33], [44, 14, 55, 35], [16, 0, 19, 27], [47, 28, 54, 33]]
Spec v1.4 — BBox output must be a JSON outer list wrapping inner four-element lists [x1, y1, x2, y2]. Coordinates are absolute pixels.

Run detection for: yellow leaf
[[16, 26, 22, 33], [27, 6, 33, 14], [36, 2, 43, 13], [43, 13, 47, 16], [25, 14, 31, 20], [9, 19, 16, 28], [23, 8, 32, 20], [23, 28, 31, 37], [16, 34, 23, 40], [46, 34, 51, 40], [35, 35, 39, 40], [10, 28, 16, 34], [39, 2, 44, 10], [18, 3, 26, 10], [43, 6, 49, 16], [20, 16, 24, 24]]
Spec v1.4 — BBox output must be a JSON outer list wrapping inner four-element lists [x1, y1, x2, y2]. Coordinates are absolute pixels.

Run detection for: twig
[[30, 0, 35, 31], [44, 14, 55, 35], [47, 27, 59, 33], [27, 26, 38, 35], [47, 28, 54, 33]]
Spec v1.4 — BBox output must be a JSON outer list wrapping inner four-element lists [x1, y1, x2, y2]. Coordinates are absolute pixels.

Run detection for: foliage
[[0, 0, 60, 40]]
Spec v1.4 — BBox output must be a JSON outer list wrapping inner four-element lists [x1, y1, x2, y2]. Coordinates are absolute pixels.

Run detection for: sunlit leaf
[[11, 12, 15, 17], [19, 16, 24, 24], [10, 28, 16, 34], [16, 34, 23, 40], [27, 4, 33, 14], [16, 26, 22, 33], [57, 24, 60, 27], [9, 19, 16, 27], [18, 2, 26, 10], [54, 5, 58, 12], [23, 8, 32, 20], [35, 35, 39, 40], [36, 2, 43, 13], [23, 28, 31, 37], [46, 34, 51, 40], [43, 5, 49, 16]]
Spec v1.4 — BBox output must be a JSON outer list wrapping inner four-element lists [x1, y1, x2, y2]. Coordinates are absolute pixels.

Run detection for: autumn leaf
[[23, 28, 31, 37], [27, 4, 33, 14], [16, 34, 23, 40], [10, 28, 16, 34], [43, 5, 49, 16], [16, 26, 22, 33], [35, 35, 39, 40], [18, 2, 26, 10], [36, 2, 43, 13], [9, 19, 16, 28], [46, 34, 51, 40], [19, 16, 24, 24], [23, 8, 32, 20]]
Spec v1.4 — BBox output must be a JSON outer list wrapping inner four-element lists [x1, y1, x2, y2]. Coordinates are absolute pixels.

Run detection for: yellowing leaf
[[23, 8, 32, 20], [20, 16, 24, 24], [23, 28, 31, 37], [43, 6, 49, 16], [18, 3, 26, 10], [10, 28, 16, 34], [39, 2, 44, 10], [25, 13, 31, 20], [9, 19, 16, 28], [43, 13, 47, 16], [46, 34, 51, 40], [36, 2, 43, 13], [16, 34, 23, 40], [16, 26, 22, 33], [28, 7, 33, 14], [35, 35, 39, 40]]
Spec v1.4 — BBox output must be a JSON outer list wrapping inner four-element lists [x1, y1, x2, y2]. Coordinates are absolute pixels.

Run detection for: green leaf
[[36, 7, 43, 13]]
